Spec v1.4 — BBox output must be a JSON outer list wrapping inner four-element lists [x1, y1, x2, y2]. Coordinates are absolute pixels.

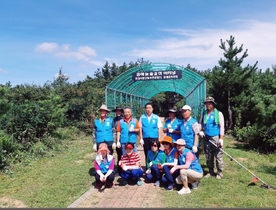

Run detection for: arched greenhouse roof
[[105, 62, 206, 118]]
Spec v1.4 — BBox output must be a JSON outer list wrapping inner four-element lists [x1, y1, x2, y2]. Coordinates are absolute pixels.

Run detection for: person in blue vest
[[139, 103, 163, 165], [92, 104, 115, 155], [159, 136, 178, 191], [199, 96, 225, 179], [179, 105, 200, 157], [170, 139, 203, 195], [163, 108, 181, 143], [93, 143, 115, 189], [116, 106, 140, 155], [144, 139, 166, 187], [112, 106, 124, 175]]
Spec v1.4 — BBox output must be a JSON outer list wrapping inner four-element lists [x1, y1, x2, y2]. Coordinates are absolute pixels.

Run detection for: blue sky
[[1, 0, 276, 86]]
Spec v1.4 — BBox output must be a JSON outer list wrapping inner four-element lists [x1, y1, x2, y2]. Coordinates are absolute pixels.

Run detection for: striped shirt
[[120, 152, 141, 167]]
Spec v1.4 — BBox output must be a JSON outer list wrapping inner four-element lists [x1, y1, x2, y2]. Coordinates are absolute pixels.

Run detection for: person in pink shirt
[[93, 143, 115, 189]]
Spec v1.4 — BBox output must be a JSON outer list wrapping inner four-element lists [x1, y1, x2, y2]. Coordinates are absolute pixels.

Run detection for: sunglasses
[[151, 144, 158, 147], [161, 142, 170, 145]]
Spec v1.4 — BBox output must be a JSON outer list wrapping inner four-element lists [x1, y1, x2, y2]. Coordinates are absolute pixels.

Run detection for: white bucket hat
[[99, 104, 110, 112]]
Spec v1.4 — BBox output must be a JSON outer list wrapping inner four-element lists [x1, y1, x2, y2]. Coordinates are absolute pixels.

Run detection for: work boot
[[204, 168, 215, 178]]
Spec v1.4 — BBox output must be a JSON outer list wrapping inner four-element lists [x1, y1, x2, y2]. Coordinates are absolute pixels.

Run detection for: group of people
[[91, 96, 225, 195]]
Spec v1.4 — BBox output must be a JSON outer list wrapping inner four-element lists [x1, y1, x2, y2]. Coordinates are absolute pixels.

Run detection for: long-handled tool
[[208, 140, 276, 190]]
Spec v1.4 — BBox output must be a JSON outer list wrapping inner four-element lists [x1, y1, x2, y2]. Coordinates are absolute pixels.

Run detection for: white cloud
[[35, 42, 59, 53], [35, 42, 99, 64], [125, 19, 276, 70]]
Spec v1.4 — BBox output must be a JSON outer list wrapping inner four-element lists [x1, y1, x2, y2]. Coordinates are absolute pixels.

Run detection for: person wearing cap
[[92, 104, 115, 155], [144, 139, 166, 187], [179, 105, 201, 157], [119, 143, 144, 186], [159, 136, 178, 191], [199, 96, 225, 179], [163, 108, 181, 143], [93, 143, 115, 189], [112, 106, 124, 175], [139, 102, 163, 165], [170, 139, 203, 195]]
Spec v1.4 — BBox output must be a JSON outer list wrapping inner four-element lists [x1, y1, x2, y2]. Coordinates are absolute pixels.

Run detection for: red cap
[[125, 143, 134, 149]]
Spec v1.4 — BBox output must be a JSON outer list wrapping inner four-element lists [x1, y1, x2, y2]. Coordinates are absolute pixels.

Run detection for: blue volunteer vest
[[141, 114, 159, 138], [180, 118, 197, 149], [94, 117, 113, 143], [98, 156, 113, 174], [119, 118, 138, 144], [203, 111, 220, 137], [164, 118, 181, 142], [178, 148, 203, 173], [147, 149, 165, 163], [165, 147, 177, 163]]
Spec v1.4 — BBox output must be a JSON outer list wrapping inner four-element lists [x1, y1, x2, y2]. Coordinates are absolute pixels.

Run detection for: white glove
[[112, 142, 116, 150], [140, 139, 144, 146], [116, 141, 121, 148], [93, 143, 97, 152], [123, 165, 130, 171], [168, 128, 174, 133], [199, 131, 205, 138], [192, 146, 198, 153], [146, 169, 151, 174], [100, 175, 105, 182], [218, 139, 223, 147]]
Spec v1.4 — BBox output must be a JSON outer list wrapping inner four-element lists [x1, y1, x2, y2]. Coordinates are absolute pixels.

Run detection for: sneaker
[[154, 180, 160, 187], [216, 173, 223, 180], [122, 180, 128, 186], [167, 184, 175, 191], [191, 181, 199, 189], [137, 180, 142, 186], [177, 187, 191, 195]]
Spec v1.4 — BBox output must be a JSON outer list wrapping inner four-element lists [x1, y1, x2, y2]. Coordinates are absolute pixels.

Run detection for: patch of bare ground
[[0, 197, 28, 208]]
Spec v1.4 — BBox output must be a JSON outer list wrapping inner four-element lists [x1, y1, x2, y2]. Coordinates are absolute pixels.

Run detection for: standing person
[[116, 106, 140, 154], [119, 143, 144, 186], [92, 104, 115, 155], [139, 102, 163, 165], [199, 96, 225, 179], [170, 139, 203, 195], [93, 143, 115, 189], [144, 139, 166, 187], [159, 136, 178, 191], [163, 108, 181, 143], [112, 106, 124, 175], [179, 105, 201, 157]]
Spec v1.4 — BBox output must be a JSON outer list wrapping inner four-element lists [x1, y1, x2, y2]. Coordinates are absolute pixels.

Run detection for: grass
[[1, 133, 276, 208], [160, 136, 276, 208], [0, 129, 94, 208]]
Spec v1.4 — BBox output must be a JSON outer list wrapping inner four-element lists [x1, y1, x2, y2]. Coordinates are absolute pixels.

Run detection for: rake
[[208, 140, 276, 190]]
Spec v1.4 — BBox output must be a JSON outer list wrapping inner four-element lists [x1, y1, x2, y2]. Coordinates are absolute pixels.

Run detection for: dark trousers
[[95, 172, 115, 184], [116, 147, 122, 174], [143, 137, 158, 167], [162, 165, 178, 185], [145, 164, 163, 182], [121, 168, 144, 182]]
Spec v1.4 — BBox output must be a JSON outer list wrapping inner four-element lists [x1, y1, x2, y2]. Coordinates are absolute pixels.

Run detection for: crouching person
[[145, 139, 166, 187], [170, 139, 203, 195], [119, 143, 144, 186], [93, 143, 115, 189]]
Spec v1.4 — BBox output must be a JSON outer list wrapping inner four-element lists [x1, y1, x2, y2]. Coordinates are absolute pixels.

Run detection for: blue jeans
[[145, 164, 163, 182], [162, 165, 178, 185], [121, 168, 143, 182]]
